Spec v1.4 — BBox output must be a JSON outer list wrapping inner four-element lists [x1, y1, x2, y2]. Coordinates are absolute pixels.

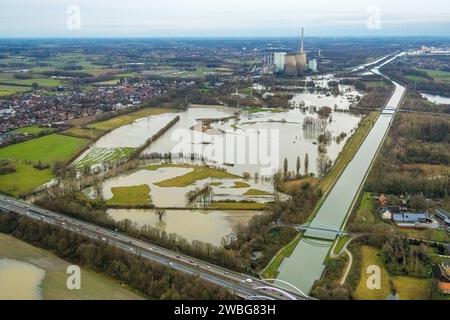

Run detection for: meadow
[[88, 107, 172, 131], [353, 246, 432, 300], [0, 134, 89, 165], [0, 162, 53, 197]]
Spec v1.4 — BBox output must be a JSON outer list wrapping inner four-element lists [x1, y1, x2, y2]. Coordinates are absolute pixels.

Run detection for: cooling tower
[[296, 52, 307, 74], [284, 54, 298, 76]]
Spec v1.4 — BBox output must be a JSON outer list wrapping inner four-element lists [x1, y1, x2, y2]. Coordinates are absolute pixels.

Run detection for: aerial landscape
[[0, 0, 449, 310]]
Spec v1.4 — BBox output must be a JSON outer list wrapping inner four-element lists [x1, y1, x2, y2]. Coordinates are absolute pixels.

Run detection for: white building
[[308, 59, 318, 72], [273, 52, 287, 72]]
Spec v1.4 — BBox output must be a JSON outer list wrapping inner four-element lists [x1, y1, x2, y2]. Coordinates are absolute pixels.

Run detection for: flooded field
[[142, 105, 361, 177], [84, 83, 361, 246], [0, 233, 143, 300], [107, 208, 259, 245], [74, 113, 179, 167], [421, 92, 450, 105], [0, 258, 45, 300], [85, 166, 277, 208], [95, 113, 179, 148]]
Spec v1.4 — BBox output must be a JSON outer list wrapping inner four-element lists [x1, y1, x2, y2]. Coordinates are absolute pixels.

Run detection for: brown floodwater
[[0, 258, 45, 300], [107, 209, 260, 246]]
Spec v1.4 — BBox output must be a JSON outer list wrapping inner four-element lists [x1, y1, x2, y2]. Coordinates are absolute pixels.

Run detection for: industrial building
[[308, 59, 318, 72], [284, 27, 308, 77], [273, 52, 287, 72]]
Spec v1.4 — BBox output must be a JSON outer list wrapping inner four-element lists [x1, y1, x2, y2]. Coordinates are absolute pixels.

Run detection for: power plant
[[268, 27, 314, 76], [283, 27, 308, 77]]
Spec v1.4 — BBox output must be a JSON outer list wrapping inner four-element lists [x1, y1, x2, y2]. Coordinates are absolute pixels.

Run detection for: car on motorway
[[169, 262, 174, 267], [245, 278, 253, 284]]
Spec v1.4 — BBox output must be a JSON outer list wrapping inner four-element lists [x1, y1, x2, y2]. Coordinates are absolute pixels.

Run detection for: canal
[[276, 53, 406, 294]]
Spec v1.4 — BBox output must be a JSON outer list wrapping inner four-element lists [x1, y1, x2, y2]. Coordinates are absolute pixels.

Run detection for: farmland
[[74, 147, 136, 168], [0, 134, 89, 196], [0, 134, 89, 165], [88, 107, 172, 131], [0, 162, 53, 197], [12, 125, 56, 136], [0, 85, 30, 96]]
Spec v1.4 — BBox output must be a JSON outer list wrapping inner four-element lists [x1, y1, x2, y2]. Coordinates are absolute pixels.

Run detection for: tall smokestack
[[300, 27, 304, 53]]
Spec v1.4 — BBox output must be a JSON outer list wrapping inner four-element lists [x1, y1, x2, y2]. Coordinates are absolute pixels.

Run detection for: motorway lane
[[0, 194, 308, 300]]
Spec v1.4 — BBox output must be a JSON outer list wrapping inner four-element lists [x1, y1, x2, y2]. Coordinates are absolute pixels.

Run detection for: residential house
[[378, 194, 387, 207], [380, 206, 401, 220]]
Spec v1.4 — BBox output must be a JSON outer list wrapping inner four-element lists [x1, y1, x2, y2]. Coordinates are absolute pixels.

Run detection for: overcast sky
[[1, 0, 450, 37]]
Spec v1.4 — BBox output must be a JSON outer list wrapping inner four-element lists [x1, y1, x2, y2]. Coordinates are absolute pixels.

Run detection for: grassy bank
[[244, 189, 273, 196], [0, 233, 144, 300], [211, 201, 267, 210], [261, 235, 302, 279]]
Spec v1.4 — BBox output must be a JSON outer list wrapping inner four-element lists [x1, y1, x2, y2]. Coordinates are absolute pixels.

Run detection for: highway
[[0, 193, 309, 300], [276, 53, 407, 293]]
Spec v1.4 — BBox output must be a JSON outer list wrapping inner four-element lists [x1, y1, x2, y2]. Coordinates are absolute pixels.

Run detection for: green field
[[0, 134, 89, 165], [0, 162, 53, 197], [353, 246, 432, 300], [106, 185, 152, 207], [399, 228, 450, 243], [12, 125, 56, 136], [62, 127, 106, 140], [0, 85, 30, 96], [154, 165, 239, 187], [0, 233, 144, 300], [88, 107, 172, 131], [418, 68, 450, 83], [0, 73, 63, 87]]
